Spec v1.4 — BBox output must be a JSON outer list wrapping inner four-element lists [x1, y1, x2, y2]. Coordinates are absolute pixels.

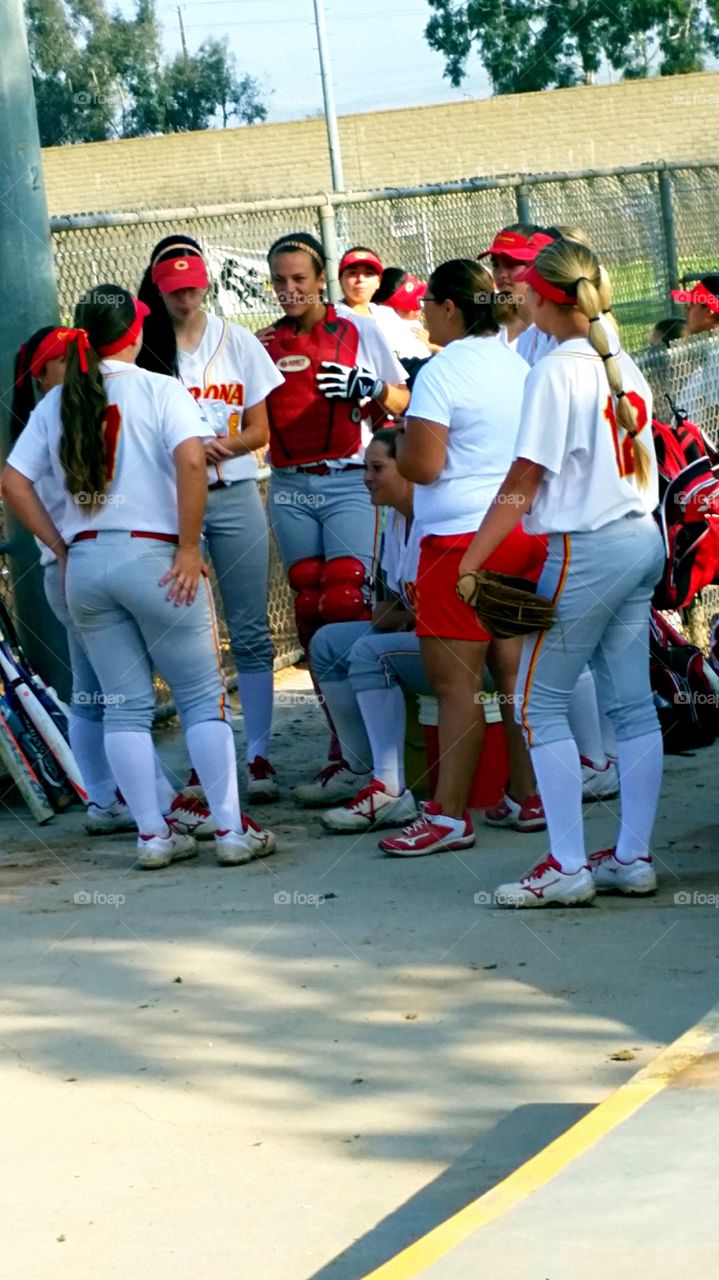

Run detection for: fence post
[[0, 0, 71, 699], [515, 182, 532, 224], [319, 198, 341, 303], [658, 168, 682, 316]]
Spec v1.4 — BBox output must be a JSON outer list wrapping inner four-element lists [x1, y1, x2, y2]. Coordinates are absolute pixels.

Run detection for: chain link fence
[[4, 159, 719, 687]]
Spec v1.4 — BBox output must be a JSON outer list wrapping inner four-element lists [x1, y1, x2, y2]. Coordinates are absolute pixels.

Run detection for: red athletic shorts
[[415, 526, 548, 641]]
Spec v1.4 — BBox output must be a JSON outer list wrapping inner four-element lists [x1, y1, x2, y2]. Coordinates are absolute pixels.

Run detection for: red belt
[[280, 463, 365, 476], [72, 531, 179, 545]]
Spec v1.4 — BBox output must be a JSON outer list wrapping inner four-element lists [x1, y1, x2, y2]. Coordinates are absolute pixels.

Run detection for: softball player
[[137, 234, 284, 803], [3, 285, 276, 870], [459, 239, 664, 907], [337, 249, 430, 361]]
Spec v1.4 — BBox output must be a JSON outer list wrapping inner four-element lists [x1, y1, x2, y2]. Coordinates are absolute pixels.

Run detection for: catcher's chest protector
[[266, 306, 363, 466]]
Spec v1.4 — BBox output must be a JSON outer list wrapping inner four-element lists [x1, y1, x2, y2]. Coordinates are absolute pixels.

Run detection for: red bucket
[[419, 696, 509, 809]]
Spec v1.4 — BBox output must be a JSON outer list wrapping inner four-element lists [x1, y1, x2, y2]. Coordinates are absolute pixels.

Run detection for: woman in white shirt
[[459, 239, 665, 908], [379, 260, 547, 858], [138, 234, 284, 804]]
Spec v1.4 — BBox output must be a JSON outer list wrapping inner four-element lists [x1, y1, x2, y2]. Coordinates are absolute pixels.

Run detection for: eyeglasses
[[421, 295, 436, 306]]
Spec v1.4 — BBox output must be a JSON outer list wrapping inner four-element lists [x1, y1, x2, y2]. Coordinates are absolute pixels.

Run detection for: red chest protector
[[266, 306, 363, 466]]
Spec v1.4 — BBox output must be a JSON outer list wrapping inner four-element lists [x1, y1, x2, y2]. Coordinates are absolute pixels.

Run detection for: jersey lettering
[[603, 391, 648, 478], [186, 382, 244, 406], [103, 404, 122, 481]]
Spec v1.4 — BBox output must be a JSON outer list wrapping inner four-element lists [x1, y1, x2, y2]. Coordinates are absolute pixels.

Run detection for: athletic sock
[[355, 686, 406, 794], [68, 714, 117, 809], [529, 738, 586, 872], [567, 669, 606, 766], [237, 669, 274, 763], [154, 756, 177, 814], [615, 730, 663, 862], [103, 730, 166, 834], [318, 680, 372, 775], [186, 719, 242, 832]]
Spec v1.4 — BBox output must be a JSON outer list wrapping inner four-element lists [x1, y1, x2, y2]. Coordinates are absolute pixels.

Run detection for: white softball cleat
[[580, 756, 620, 802], [247, 756, 280, 804], [321, 779, 418, 832], [168, 793, 218, 839], [494, 854, 596, 908], [588, 846, 657, 895], [215, 816, 277, 866], [293, 762, 371, 808], [85, 793, 137, 835], [136, 828, 198, 871]]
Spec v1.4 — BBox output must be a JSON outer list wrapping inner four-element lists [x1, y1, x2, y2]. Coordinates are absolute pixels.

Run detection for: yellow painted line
[[360, 1010, 719, 1280]]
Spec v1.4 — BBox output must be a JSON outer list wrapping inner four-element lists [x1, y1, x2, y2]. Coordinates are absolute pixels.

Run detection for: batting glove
[[316, 361, 383, 401]]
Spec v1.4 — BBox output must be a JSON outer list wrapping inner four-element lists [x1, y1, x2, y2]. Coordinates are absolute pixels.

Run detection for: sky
[[150, 0, 495, 119]]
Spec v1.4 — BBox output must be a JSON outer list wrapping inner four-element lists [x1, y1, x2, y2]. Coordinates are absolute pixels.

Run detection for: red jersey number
[[103, 405, 122, 481], [603, 391, 647, 478]]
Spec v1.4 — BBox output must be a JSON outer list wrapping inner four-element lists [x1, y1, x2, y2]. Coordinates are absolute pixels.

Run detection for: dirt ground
[[1, 666, 718, 1280]]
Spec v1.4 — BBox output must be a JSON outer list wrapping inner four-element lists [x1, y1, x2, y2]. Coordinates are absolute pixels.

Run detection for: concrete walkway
[[1, 666, 718, 1280]]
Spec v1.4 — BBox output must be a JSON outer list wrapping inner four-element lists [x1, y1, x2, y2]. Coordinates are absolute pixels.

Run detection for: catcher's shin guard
[[288, 556, 325, 650], [318, 556, 372, 626]]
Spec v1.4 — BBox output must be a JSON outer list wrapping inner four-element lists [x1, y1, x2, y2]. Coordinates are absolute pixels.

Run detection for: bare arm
[[372, 593, 415, 633], [162, 437, 209, 606], [204, 400, 270, 464], [457, 459, 545, 576], [1, 466, 66, 560], [396, 417, 448, 484], [374, 381, 410, 416]]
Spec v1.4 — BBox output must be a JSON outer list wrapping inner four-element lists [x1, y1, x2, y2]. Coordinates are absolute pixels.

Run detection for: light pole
[[312, 0, 344, 300]]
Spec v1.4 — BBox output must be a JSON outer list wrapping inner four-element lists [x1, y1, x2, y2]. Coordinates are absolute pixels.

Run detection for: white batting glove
[[316, 361, 383, 401]]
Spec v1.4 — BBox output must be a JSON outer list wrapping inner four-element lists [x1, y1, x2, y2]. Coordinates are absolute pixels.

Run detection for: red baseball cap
[[339, 249, 383, 276], [478, 230, 554, 263], [152, 249, 209, 293], [671, 277, 719, 316], [383, 274, 428, 312]]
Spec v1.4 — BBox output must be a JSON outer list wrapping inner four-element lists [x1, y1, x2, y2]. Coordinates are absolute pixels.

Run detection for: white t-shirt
[[515, 338, 658, 534], [380, 510, 423, 610], [499, 325, 519, 351], [177, 313, 284, 484], [336, 301, 427, 362], [8, 360, 207, 542], [407, 334, 529, 536]]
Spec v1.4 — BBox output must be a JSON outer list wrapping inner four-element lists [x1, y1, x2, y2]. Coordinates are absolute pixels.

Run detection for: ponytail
[[532, 240, 651, 488], [137, 233, 206, 376], [429, 259, 499, 337]]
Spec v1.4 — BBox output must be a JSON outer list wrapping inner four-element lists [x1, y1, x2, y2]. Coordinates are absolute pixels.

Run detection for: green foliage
[[25, 0, 268, 146], [425, 0, 718, 93]]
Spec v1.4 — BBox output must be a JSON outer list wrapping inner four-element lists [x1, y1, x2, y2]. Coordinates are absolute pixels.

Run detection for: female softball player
[[137, 234, 284, 803], [3, 285, 276, 870], [336, 246, 428, 361], [459, 239, 664, 907], [379, 259, 547, 857]]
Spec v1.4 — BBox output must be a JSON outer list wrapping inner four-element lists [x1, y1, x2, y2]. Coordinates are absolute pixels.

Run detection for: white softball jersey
[[515, 338, 659, 535], [407, 334, 529, 536], [380, 510, 423, 610], [337, 302, 428, 361], [8, 360, 207, 542], [177, 313, 285, 485], [517, 316, 620, 368]]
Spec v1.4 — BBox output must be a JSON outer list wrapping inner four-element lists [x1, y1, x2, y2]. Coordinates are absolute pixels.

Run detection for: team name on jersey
[[187, 383, 245, 405]]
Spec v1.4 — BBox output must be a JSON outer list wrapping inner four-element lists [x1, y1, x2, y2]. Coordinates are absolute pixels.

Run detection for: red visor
[[28, 328, 72, 379], [517, 263, 579, 305], [478, 230, 554, 263], [671, 283, 719, 315], [95, 299, 151, 358], [383, 275, 427, 311], [339, 249, 383, 276], [152, 254, 209, 293]]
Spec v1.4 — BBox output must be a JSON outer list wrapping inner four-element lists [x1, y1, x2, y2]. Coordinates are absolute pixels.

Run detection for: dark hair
[[136, 233, 205, 377], [653, 316, 686, 345], [267, 231, 326, 274], [10, 326, 57, 441], [429, 259, 499, 336], [60, 285, 136, 505], [374, 267, 409, 304], [369, 426, 401, 458]]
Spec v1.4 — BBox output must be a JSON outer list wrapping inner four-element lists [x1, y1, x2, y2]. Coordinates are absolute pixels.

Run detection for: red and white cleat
[[168, 793, 217, 839], [494, 853, 595, 908], [293, 761, 371, 808], [581, 757, 619, 802], [247, 756, 280, 804], [588, 846, 657, 895], [322, 779, 418, 832], [215, 815, 277, 866], [136, 827, 198, 871], [484, 792, 546, 832], [378, 801, 475, 857]]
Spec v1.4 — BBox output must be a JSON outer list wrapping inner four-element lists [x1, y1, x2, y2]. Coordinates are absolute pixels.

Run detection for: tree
[[424, 0, 719, 94], [25, 0, 268, 146]]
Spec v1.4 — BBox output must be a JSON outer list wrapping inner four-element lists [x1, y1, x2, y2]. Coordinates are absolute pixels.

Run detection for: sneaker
[[85, 793, 136, 835], [183, 768, 204, 800], [494, 854, 596, 908], [136, 827, 198, 871], [293, 761, 371, 808], [167, 793, 217, 839], [247, 756, 280, 804], [588, 846, 657, 895], [484, 792, 546, 832], [379, 801, 475, 857], [215, 815, 277, 866], [581, 757, 619, 802], [322, 780, 418, 832]]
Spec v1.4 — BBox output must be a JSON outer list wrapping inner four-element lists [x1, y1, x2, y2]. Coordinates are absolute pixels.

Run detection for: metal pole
[[0, 0, 71, 698], [515, 183, 532, 224], [318, 199, 341, 302], [313, 0, 345, 194], [658, 168, 682, 316]]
